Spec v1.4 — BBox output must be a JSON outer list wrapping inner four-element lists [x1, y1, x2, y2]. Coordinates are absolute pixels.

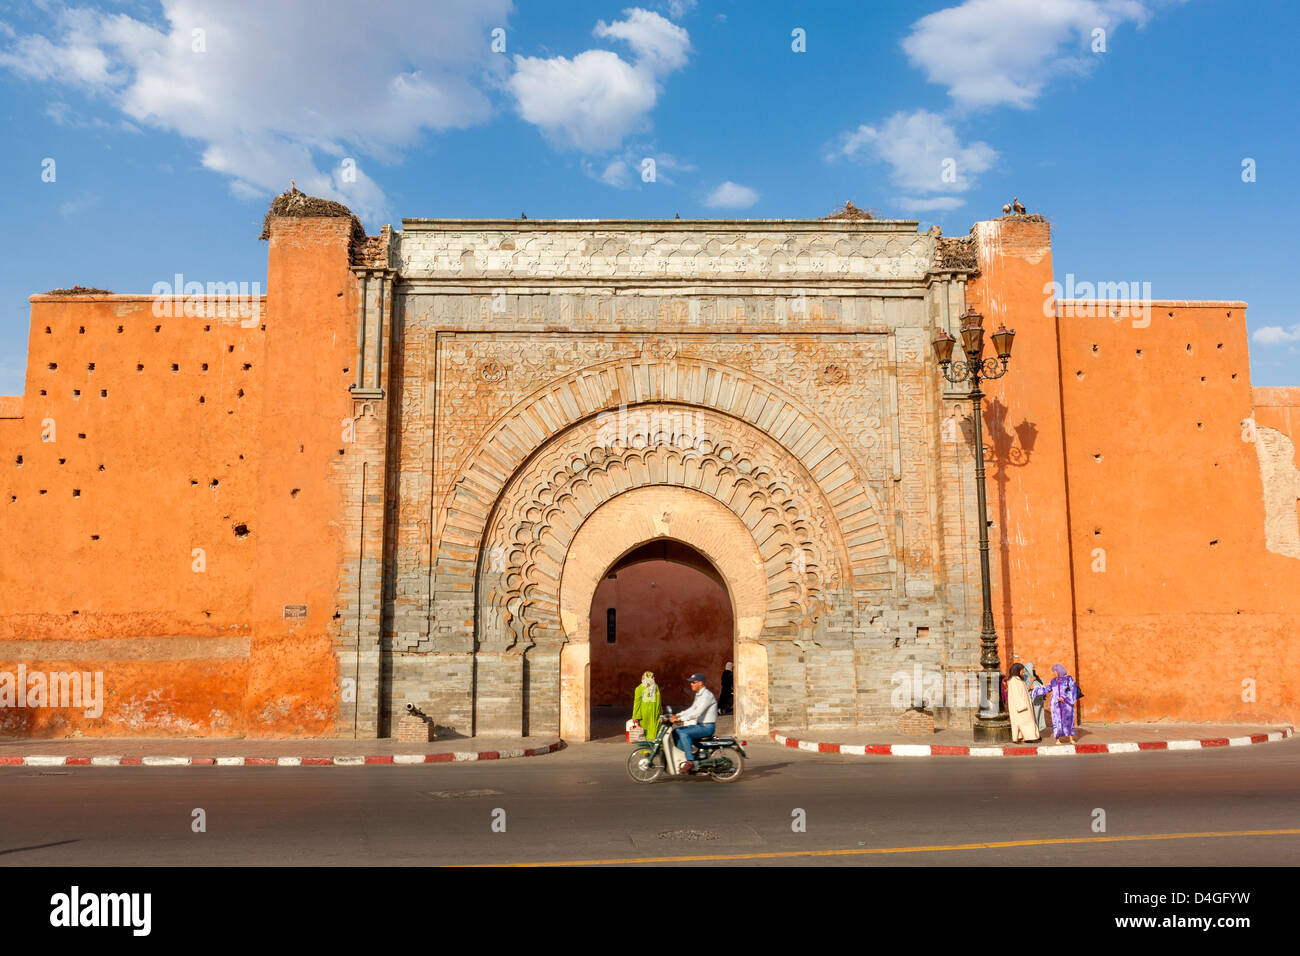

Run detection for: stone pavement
[[769, 722, 1295, 757], [0, 734, 562, 766]]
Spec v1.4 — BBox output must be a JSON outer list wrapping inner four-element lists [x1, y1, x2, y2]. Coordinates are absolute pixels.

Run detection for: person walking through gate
[[670, 673, 718, 774], [631, 671, 660, 741], [718, 661, 734, 715], [1007, 663, 1041, 743]]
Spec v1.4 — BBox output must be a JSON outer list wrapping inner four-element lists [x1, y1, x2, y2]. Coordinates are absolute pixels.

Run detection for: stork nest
[[821, 200, 875, 221], [1000, 213, 1047, 223], [936, 234, 978, 271], [45, 285, 112, 295], [259, 186, 366, 243]]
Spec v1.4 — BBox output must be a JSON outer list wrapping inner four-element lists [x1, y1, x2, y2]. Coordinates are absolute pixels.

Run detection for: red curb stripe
[[1075, 743, 1109, 754], [245, 757, 278, 766], [190, 757, 215, 766], [426, 752, 454, 762], [931, 745, 970, 755], [1137, 741, 1168, 751], [478, 751, 500, 760], [1003, 746, 1039, 756], [862, 745, 891, 755], [818, 742, 840, 753], [120, 757, 143, 766], [0, 755, 23, 765], [302, 757, 332, 766], [364, 755, 393, 764], [782, 737, 798, 748], [1250, 734, 1268, 744], [66, 756, 92, 765], [1201, 738, 1229, 747]]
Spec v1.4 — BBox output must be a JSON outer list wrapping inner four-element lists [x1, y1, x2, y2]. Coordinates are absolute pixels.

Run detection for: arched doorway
[[587, 540, 734, 738]]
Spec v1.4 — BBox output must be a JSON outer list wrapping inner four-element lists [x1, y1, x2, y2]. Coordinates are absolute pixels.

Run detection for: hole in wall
[[99, 389, 106, 398], [1210, 540, 1219, 547], [1093, 453, 1103, 462], [39, 389, 46, 396], [78, 326, 85, 334], [48, 363, 57, 371], [72, 389, 80, 398], [1090, 344, 1099, 354], [44, 326, 51, 334], [77, 433, 85, 439], [170, 363, 179, 372], [98, 464, 104, 471], [39, 489, 47, 495], [58, 458, 65, 465], [198, 395, 205, 405], [91, 534, 99, 540], [236, 388, 244, 398], [72, 489, 80, 498], [87, 362, 94, 372], [232, 523, 249, 537], [242, 363, 252, 371], [116, 326, 123, 333], [201, 363, 208, 372], [209, 479, 218, 488], [227, 345, 234, 353], [137, 363, 144, 372], [14, 455, 22, 467], [1197, 422, 1204, 430], [290, 488, 300, 498], [154, 325, 161, 333]]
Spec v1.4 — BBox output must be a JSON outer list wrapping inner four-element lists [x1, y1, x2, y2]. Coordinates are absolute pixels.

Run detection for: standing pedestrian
[[718, 661, 734, 715], [1007, 663, 1040, 743], [631, 671, 660, 740], [1033, 664, 1079, 744], [1023, 662, 1047, 734]]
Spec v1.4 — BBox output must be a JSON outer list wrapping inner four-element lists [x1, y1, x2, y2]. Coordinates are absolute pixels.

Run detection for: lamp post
[[933, 308, 1016, 743]]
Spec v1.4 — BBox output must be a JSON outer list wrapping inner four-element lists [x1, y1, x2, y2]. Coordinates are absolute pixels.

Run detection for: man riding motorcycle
[[669, 673, 717, 773]]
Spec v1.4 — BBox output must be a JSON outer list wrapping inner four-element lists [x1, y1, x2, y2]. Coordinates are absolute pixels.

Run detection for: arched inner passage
[[588, 540, 735, 735]]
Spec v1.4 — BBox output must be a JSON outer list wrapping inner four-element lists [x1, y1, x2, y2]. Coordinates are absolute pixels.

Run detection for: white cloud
[[0, 1, 513, 224], [835, 109, 996, 196], [902, 0, 1162, 110], [1253, 325, 1300, 345], [704, 181, 758, 209], [509, 8, 690, 152]]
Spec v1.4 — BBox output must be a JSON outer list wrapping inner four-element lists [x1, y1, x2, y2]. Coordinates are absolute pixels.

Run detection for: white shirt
[[678, 687, 718, 726]]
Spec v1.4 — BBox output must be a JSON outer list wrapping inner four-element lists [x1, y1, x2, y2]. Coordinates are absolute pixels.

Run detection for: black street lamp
[[933, 308, 1016, 743]]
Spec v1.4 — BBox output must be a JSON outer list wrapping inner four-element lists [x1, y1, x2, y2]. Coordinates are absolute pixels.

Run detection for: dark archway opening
[[588, 539, 734, 738]]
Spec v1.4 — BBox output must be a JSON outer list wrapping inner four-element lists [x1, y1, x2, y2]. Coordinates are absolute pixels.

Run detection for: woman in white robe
[[1007, 663, 1041, 743]]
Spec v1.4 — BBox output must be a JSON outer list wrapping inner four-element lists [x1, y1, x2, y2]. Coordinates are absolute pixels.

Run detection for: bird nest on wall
[[936, 235, 978, 271], [821, 200, 876, 220], [259, 185, 366, 243], [45, 285, 112, 295], [1000, 213, 1048, 223]]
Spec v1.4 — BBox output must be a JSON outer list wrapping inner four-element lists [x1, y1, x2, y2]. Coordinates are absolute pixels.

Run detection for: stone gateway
[[1, 200, 1296, 738]]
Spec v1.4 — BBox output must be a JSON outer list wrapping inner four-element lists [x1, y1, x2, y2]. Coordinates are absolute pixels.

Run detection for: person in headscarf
[[631, 671, 661, 740], [1022, 662, 1047, 734], [1006, 663, 1041, 743], [718, 662, 734, 715], [1032, 664, 1078, 744]]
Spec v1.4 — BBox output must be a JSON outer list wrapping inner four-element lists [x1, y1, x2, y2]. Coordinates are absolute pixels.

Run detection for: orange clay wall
[[0, 217, 357, 737], [969, 216, 1298, 724], [1057, 303, 1299, 724]]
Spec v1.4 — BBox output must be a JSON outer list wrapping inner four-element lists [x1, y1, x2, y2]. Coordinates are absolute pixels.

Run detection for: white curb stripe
[[1168, 740, 1201, 750], [215, 757, 245, 766], [1107, 742, 1140, 754], [393, 754, 425, 764], [891, 745, 931, 757], [452, 751, 477, 761], [276, 756, 302, 766], [498, 748, 525, 759], [1228, 736, 1253, 747], [1268, 731, 1283, 742], [24, 755, 66, 766], [332, 756, 364, 766], [142, 756, 190, 766], [90, 756, 122, 766], [1040, 745, 1076, 756], [797, 741, 819, 753], [969, 746, 1004, 756], [840, 744, 867, 756]]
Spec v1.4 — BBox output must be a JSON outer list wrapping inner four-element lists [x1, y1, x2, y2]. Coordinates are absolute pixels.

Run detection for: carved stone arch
[[428, 355, 892, 659], [467, 403, 879, 735]]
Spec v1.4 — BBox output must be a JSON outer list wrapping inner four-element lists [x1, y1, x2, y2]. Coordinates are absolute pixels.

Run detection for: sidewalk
[[770, 722, 1295, 757], [0, 734, 563, 767]]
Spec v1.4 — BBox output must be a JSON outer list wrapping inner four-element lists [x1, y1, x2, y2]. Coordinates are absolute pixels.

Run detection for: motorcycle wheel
[[626, 746, 664, 783], [708, 747, 744, 782]]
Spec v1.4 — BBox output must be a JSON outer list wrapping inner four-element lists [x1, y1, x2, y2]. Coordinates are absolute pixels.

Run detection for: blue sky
[[1, 0, 1297, 393]]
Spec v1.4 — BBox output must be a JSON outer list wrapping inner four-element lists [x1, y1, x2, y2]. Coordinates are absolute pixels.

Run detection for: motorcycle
[[626, 708, 747, 783]]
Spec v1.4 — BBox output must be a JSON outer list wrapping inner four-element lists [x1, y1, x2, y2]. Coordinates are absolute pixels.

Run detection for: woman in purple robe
[[1032, 664, 1078, 744]]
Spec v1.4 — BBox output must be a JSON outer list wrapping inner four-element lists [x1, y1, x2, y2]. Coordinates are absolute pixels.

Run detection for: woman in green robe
[[631, 671, 661, 740]]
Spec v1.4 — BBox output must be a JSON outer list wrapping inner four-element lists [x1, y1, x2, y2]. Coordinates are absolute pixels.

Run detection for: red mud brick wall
[[0, 217, 358, 737]]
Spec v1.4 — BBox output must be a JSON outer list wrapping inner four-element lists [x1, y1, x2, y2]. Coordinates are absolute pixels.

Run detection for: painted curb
[[769, 727, 1295, 757], [4, 739, 564, 767]]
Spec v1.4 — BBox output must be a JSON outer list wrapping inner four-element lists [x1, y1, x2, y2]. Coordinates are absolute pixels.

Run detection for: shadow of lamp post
[[932, 308, 1016, 743]]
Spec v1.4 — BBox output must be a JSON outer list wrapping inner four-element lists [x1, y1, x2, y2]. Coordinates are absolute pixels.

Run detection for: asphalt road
[[2, 739, 1297, 866]]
